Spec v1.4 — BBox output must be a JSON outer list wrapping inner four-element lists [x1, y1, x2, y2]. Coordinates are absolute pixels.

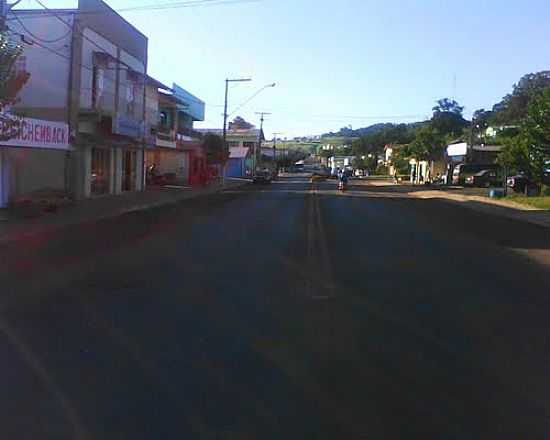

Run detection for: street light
[[221, 78, 251, 185]]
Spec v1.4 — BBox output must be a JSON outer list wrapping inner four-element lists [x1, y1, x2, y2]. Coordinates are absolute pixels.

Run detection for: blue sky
[[14, 0, 550, 138]]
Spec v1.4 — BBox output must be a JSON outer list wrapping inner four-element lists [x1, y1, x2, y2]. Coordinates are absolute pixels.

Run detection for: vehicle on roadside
[[507, 171, 550, 193], [312, 165, 330, 177], [464, 169, 502, 187], [452, 163, 500, 185], [253, 170, 272, 184]]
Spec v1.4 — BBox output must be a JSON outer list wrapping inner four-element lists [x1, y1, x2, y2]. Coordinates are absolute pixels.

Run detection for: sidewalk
[[0, 178, 249, 244], [409, 187, 550, 229], [360, 179, 550, 229]]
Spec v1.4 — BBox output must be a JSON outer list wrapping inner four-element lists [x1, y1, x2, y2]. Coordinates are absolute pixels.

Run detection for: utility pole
[[254, 112, 270, 173], [272, 132, 283, 170], [221, 77, 251, 184], [1, 0, 22, 30], [1, 0, 7, 32]]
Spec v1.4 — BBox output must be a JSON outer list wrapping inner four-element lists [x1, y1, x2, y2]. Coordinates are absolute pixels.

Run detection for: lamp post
[[221, 78, 251, 184]]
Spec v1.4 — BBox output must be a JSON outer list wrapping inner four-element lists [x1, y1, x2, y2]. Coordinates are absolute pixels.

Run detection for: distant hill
[[322, 123, 395, 138], [322, 122, 422, 138]]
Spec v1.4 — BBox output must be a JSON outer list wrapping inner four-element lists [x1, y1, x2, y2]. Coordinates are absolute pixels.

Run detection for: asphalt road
[[1, 175, 550, 439]]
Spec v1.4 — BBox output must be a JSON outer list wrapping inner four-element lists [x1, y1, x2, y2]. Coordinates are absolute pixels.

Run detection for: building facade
[[6, 0, 148, 205], [144, 82, 206, 186]]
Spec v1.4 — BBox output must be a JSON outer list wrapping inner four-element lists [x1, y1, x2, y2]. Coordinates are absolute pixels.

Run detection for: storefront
[[145, 134, 189, 186], [0, 116, 71, 208]]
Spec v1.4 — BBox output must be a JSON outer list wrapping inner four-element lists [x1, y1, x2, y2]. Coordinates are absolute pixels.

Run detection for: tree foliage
[[432, 98, 464, 115], [431, 98, 468, 138], [202, 133, 228, 164], [492, 71, 550, 124], [497, 89, 550, 183], [1, 32, 30, 141], [404, 124, 445, 162], [351, 123, 416, 157], [228, 116, 255, 130]]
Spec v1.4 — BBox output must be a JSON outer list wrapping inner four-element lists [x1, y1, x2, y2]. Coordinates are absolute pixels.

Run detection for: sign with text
[[0, 115, 70, 150], [113, 115, 143, 139]]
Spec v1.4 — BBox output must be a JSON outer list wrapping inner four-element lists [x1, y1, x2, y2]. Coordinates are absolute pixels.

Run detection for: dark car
[[464, 169, 502, 187], [452, 163, 499, 185], [253, 170, 272, 184], [507, 172, 550, 194]]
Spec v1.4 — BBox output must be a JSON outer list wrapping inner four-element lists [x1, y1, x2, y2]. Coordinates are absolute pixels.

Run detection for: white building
[[5, 0, 148, 204]]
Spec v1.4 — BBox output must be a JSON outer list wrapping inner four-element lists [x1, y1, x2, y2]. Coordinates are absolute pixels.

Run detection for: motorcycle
[[338, 180, 347, 191]]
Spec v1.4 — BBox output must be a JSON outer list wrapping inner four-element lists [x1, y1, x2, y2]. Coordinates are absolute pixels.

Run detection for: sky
[[13, 0, 550, 139]]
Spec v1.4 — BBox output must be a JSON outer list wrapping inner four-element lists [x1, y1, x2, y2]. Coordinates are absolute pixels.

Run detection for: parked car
[[311, 166, 330, 177], [452, 163, 499, 185], [464, 169, 502, 187], [253, 170, 272, 184], [507, 172, 550, 193]]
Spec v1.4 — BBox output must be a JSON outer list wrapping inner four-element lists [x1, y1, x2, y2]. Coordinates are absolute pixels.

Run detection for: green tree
[[431, 98, 468, 138], [352, 156, 366, 170], [520, 89, 550, 183], [497, 89, 550, 184], [202, 133, 228, 164], [1, 32, 30, 141], [407, 124, 445, 162], [492, 71, 550, 124], [497, 137, 530, 174]]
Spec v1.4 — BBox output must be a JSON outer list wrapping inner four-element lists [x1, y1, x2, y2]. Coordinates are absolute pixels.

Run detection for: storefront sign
[[0, 115, 70, 150], [113, 115, 143, 139], [447, 142, 467, 157]]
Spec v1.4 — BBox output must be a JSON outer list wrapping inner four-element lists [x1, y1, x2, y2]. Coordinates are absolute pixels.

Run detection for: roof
[[147, 76, 171, 91], [472, 145, 502, 152], [229, 147, 250, 159]]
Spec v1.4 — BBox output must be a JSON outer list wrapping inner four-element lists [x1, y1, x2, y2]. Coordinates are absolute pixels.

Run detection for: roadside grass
[[505, 194, 550, 210]]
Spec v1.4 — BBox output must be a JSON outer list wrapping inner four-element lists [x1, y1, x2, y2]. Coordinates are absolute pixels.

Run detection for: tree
[[492, 71, 550, 124], [228, 116, 254, 130], [1, 32, 30, 141], [202, 133, 228, 164], [497, 89, 550, 184], [432, 98, 464, 115], [352, 156, 366, 170], [431, 98, 468, 138], [407, 124, 445, 162], [497, 137, 530, 175], [520, 89, 550, 183]]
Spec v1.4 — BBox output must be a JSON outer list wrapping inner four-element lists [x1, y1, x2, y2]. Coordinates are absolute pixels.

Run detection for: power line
[[10, 10, 71, 43], [33, 0, 132, 72], [6, 0, 259, 20]]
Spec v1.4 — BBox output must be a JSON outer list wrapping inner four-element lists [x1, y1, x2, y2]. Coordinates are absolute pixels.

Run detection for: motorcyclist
[[338, 168, 348, 190]]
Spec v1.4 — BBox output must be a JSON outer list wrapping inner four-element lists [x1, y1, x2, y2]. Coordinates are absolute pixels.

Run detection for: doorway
[[91, 148, 110, 195], [122, 150, 137, 192]]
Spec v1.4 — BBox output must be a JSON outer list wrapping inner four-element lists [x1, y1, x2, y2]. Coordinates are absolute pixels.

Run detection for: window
[[92, 66, 105, 109]]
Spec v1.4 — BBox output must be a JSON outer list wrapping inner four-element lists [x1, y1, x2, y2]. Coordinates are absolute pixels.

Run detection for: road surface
[[1, 175, 550, 439]]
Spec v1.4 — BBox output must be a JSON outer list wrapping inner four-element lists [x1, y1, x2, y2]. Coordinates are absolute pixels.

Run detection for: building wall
[[226, 158, 244, 177], [79, 27, 118, 112], [72, 1, 148, 199], [145, 84, 159, 147], [2, 148, 66, 197], [9, 12, 73, 122]]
